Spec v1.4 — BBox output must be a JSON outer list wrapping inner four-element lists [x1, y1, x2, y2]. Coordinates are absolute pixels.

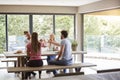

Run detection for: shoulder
[[27, 42, 31, 47], [61, 39, 67, 44]]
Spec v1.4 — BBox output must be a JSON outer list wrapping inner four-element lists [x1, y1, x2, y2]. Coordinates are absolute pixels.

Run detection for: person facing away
[[24, 31, 31, 45], [48, 30, 73, 75], [25, 32, 44, 79]]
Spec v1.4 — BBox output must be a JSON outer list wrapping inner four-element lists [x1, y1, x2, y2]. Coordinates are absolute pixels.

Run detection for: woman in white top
[[46, 33, 57, 73]]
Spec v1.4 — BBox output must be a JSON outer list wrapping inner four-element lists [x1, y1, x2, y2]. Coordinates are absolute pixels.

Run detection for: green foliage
[[33, 15, 53, 37], [0, 15, 6, 53], [8, 15, 29, 36], [71, 40, 78, 47], [55, 15, 74, 40], [84, 15, 120, 52]]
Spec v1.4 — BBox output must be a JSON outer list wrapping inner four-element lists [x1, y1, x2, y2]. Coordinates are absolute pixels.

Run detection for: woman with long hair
[[25, 32, 43, 79]]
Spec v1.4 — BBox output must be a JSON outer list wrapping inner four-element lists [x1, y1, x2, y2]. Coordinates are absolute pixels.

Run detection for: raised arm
[[48, 40, 61, 46]]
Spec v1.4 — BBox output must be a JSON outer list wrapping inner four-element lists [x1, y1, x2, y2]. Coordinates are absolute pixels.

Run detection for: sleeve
[[40, 42, 45, 47], [61, 40, 65, 45]]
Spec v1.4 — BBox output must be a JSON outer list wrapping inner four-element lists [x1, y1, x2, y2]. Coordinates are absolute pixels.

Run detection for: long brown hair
[[31, 32, 40, 53]]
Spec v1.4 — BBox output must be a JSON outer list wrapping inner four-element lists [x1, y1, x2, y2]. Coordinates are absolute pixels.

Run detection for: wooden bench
[[97, 68, 120, 73], [54, 72, 84, 77], [7, 63, 96, 79], [91, 67, 120, 73], [1, 58, 17, 67]]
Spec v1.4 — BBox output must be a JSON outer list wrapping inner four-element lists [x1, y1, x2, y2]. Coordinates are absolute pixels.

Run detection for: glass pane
[[84, 15, 120, 54], [55, 15, 74, 41], [33, 15, 53, 40], [0, 15, 6, 53], [8, 15, 29, 51]]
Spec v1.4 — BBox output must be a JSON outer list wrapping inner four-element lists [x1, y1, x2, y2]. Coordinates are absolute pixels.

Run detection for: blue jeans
[[47, 55, 56, 65], [48, 59, 73, 75]]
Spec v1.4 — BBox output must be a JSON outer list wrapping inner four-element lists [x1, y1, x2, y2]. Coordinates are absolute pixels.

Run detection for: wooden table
[[4, 51, 87, 67], [5, 51, 87, 79], [4, 51, 58, 67], [4, 51, 86, 58]]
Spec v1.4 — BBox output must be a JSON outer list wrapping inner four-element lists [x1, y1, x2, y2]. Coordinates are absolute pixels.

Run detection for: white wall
[[0, 5, 77, 14]]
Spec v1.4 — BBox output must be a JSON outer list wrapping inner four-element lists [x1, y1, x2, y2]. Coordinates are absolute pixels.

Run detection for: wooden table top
[[4, 50, 87, 58]]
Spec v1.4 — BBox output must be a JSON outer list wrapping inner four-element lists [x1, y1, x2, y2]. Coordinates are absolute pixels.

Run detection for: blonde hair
[[49, 33, 55, 47], [50, 33, 55, 41]]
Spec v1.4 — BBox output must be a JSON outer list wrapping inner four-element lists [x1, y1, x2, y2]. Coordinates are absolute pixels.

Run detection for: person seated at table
[[24, 31, 31, 45], [46, 33, 58, 73], [48, 30, 73, 75], [24, 31, 36, 75], [25, 32, 44, 79]]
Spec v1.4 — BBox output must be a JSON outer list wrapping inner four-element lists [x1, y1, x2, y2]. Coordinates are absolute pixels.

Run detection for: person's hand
[[48, 40, 52, 43], [56, 58, 59, 61]]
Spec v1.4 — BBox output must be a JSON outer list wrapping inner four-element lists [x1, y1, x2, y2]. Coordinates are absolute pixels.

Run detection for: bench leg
[[75, 68, 81, 72], [14, 61, 17, 67], [38, 71, 41, 79]]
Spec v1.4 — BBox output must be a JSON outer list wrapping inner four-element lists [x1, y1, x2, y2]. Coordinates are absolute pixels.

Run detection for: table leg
[[17, 57, 20, 67], [21, 72, 26, 80]]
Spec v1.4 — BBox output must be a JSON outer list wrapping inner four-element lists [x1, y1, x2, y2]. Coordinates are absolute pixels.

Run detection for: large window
[[33, 15, 53, 40], [0, 15, 6, 53], [7, 15, 29, 51], [55, 15, 74, 41], [84, 15, 120, 54]]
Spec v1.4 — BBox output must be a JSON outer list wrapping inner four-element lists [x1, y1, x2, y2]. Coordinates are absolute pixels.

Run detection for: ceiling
[[0, 0, 101, 7], [87, 9, 120, 16]]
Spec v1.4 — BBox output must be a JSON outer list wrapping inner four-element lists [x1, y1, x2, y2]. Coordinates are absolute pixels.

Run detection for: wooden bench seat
[[97, 68, 120, 73], [7, 63, 96, 79], [1, 58, 17, 67], [91, 67, 120, 73], [54, 72, 84, 77], [7, 63, 96, 73]]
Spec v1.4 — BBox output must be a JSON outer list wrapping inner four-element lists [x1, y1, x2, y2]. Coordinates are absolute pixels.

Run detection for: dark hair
[[61, 30, 68, 38], [24, 31, 28, 34]]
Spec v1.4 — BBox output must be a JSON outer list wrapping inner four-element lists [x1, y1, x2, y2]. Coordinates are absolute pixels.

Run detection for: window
[[0, 14, 75, 52], [55, 15, 74, 41], [84, 15, 120, 54], [0, 15, 6, 53], [7, 15, 29, 51], [33, 15, 53, 40]]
